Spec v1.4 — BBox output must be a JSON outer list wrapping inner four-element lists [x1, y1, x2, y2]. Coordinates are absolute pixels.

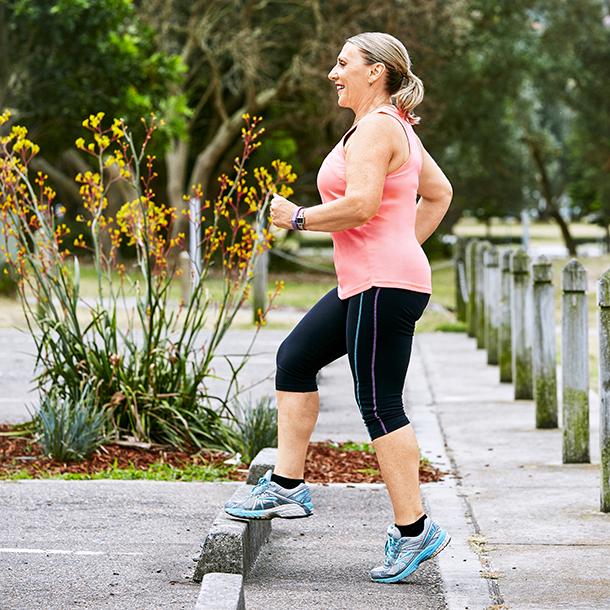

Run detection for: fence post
[[484, 245, 500, 365], [511, 248, 533, 399], [532, 256, 558, 428], [466, 239, 478, 338], [454, 238, 467, 323], [597, 269, 610, 511], [476, 241, 490, 349], [561, 259, 590, 463], [499, 250, 513, 383]]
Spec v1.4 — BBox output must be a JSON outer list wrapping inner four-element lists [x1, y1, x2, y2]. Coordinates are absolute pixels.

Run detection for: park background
[[2, 2, 610, 609], [2, 0, 609, 388]]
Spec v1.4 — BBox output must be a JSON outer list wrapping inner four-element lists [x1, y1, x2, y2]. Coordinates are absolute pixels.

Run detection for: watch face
[[296, 215, 305, 229]]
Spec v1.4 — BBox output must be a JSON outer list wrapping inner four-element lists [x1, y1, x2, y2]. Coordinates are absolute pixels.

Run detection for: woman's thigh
[[275, 286, 349, 392], [345, 286, 430, 438]]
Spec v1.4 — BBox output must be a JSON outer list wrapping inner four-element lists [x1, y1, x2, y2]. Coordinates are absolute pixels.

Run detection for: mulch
[[0, 424, 445, 484]]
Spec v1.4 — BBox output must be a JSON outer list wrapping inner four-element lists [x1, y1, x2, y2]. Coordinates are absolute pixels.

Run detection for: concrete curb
[[193, 486, 272, 582], [195, 573, 245, 610], [246, 447, 277, 484], [192, 448, 277, 610]]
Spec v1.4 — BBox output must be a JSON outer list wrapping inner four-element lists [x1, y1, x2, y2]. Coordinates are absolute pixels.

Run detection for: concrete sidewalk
[[0, 479, 241, 609], [3, 326, 609, 609], [413, 332, 610, 610]]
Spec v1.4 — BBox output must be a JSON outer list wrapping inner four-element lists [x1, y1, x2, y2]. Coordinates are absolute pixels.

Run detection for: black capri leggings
[[275, 286, 430, 441]]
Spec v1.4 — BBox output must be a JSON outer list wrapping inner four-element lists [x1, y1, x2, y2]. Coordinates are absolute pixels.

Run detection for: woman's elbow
[[432, 181, 453, 208], [443, 181, 453, 207], [352, 196, 380, 224]]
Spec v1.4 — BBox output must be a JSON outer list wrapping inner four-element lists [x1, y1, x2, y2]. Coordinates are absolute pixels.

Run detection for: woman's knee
[[360, 402, 410, 441], [275, 337, 318, 392]]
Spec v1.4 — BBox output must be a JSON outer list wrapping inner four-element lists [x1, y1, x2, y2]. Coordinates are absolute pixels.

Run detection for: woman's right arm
[[415, 140, 453, 245]]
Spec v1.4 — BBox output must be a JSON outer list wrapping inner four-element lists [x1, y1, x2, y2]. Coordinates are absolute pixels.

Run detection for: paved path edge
[[414, 338, 500, 610], [195, 573, 246, 610]]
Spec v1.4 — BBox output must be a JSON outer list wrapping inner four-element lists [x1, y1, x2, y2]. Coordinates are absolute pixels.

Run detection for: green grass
[[329, 441, 375, 454], [2, 460, 239, 481], [434, 321, 467, 333], [354, 466, 381, 477], [453, 218, 605, 241]]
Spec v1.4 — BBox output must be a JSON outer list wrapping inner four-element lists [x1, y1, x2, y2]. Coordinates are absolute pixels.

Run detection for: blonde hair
[[346, 32, 424, 125]]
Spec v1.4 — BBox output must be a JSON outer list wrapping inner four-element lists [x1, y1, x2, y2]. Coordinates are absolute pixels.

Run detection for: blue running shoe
[[369, 516, 451, 583], [224, 469, 314, 520]]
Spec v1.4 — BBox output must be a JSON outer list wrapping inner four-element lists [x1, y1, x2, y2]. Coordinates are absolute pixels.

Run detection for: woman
[[225, 31, 453, 584]]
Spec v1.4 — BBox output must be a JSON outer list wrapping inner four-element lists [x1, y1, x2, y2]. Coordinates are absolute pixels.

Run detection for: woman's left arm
[[270, 115, 394, 232]]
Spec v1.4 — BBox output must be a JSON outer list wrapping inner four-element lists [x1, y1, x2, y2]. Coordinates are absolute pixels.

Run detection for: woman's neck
[[352, 95, 393, 124]]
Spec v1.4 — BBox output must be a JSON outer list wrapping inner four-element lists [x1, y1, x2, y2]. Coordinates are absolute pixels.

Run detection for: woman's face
[[327, 42, 371, 110]]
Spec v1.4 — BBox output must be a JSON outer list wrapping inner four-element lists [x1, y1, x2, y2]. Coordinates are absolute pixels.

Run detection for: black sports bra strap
[[342, 125, 358, 147]]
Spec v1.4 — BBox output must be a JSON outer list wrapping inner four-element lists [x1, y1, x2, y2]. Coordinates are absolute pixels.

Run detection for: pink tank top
[[316, 104, 432, 300]]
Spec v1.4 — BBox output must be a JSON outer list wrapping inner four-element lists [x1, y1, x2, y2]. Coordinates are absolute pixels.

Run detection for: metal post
[[532, 256, 558, 428], [179, 251, 192, 305], [189, 196, 201, 291], [511, 248, 534, 399], [252, 247, 268, 325], [561, 259, 590, 463]]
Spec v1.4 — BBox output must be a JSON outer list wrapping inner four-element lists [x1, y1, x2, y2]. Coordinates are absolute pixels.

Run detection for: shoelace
[[384, 536, 402, 566], [251, 476, 272, 496]]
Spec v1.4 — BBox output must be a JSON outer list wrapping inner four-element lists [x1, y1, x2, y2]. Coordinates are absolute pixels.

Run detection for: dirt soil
[[0, 425, 445, 484]]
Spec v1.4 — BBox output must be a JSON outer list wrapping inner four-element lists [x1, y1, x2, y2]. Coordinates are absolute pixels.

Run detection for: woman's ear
[[369, 62, 385, 84]]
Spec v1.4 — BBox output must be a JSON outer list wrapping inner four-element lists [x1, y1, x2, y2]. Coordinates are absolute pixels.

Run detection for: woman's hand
[[270, 194, 299, 229]]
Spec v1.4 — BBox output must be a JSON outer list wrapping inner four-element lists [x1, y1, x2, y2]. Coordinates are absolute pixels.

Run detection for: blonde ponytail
[[394, 70, 424, 125]]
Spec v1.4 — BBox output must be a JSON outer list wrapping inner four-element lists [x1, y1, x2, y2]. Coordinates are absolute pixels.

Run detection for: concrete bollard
[[476, 241, 491, 349], [510, 248, 534, 399], [484, 246, 500, 365], [532, 256, 558, 428], [454, 238, 468, 323], [598, 269, 610, 511], [466, 239, 478, 338], [561, 259, 590, 463], [499, 250, 513, 383], [246, 447, 277, 485]]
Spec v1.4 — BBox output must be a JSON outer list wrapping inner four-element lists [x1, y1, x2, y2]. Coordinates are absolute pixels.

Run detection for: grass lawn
[[453, 217, 605, 243]]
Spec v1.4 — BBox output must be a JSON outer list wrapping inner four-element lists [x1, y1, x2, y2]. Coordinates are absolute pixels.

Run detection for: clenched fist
[[270, 194, 299, 230]]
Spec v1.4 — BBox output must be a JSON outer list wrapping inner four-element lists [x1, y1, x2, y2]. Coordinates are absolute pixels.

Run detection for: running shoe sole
[[370, 531, 451, 583], [224, 503, 313, 520]]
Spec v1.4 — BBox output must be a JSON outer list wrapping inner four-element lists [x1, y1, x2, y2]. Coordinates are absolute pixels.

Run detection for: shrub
[[0, 110, 294, 451], [33, 384, 107, 461], [230, 395, 278, 464]]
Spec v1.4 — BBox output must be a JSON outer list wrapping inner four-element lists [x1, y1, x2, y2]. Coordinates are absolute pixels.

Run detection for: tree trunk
[[528, 139, 577, 256], [169, 87, 278, 239], [166, 138, 190, 216], [547, 206, 577, 256]]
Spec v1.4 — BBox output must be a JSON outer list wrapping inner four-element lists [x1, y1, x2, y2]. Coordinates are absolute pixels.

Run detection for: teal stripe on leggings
[[353, 292, 364, 414]]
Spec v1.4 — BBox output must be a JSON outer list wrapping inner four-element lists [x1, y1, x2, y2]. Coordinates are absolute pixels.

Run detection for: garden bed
[[0, 425, 445, 484]]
